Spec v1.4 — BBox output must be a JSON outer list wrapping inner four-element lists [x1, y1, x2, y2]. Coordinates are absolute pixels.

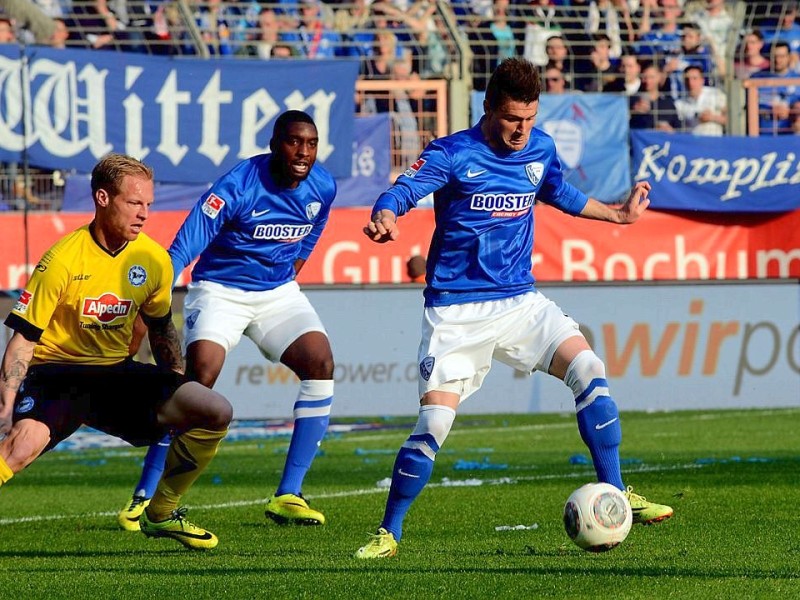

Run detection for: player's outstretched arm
[[579, 181, 651, 224], [363, 209, 399, 244]]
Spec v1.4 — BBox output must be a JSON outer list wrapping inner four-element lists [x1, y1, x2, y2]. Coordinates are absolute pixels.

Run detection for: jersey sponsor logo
[[128, 265, 147, 287], [251, 208, 270, 218], [13, 289, 33, 314], [253, 223, 314, 241], [466, 168, 487, 178], [526, 162, 544, 186], [470, 193, 535, 217], [305, 201, 322, 220], [403, 157, 426, 178], [419, 355, 435, 381], [202, 193, 226, 219], [82, 293, 133, 323], [73, 274, 91, 281]]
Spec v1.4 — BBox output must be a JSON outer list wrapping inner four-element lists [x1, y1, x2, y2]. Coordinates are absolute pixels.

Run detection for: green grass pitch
[[0, 408, 798, 599]]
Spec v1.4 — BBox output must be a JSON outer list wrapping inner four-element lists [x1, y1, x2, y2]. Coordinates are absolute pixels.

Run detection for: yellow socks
[[146, 428, 227, 521], [0, 455, 13, 486]]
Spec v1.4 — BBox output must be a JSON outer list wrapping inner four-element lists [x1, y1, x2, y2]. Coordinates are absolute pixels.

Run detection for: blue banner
[[333, 113, 391, 207], [60, 115, 391, 211], [0, 47, 358, 181], [471, 92, 631, 201], [631, 131, 800, 212]]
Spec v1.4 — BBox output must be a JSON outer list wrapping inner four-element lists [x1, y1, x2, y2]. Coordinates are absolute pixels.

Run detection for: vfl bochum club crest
[[525, 162, 544, 186], [419, 356, 435, 381], [306, 202, 322, 220], [128, 265, 147, 286]]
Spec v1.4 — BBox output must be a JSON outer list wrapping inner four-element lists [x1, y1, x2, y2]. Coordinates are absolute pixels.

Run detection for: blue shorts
[[14, 359, 183, 452]]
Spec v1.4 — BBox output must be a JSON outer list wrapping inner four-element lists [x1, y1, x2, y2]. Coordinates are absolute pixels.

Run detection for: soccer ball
[[563, 483, 632, 552]]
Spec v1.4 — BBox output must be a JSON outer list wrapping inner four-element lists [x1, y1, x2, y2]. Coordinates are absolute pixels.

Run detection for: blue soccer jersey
[[170, 154, 336, 291], [373, 120, 588, 307]]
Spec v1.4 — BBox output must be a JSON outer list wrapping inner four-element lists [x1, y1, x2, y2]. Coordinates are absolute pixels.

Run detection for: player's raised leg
[[554, 338, 673, 525]]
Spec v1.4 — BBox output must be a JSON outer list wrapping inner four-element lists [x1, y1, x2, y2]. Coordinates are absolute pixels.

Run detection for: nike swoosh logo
[[595, 418, 618, 430], [466, 168, 487, 178], [398, 468, 420, 478], [252, 209, 271, 217]]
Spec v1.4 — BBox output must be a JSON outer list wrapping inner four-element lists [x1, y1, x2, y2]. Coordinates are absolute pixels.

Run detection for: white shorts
[[182, 280, 327, 361], [417, 291, 582, 402]]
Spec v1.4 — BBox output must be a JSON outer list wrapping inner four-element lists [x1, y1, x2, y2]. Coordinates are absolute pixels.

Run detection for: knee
[[3, 421, 50, 472], [564, 350, 607, 397], [208, 395, 233, 430], [296, 353, 334, 381]]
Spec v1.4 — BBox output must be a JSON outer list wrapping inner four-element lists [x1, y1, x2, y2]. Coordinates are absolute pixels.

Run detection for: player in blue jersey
[[118, 110, 336, 529], [355, 57, 674, 559]]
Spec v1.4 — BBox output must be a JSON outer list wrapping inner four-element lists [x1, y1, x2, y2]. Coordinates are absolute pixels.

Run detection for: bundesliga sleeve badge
[[202, 193, 226, 219]]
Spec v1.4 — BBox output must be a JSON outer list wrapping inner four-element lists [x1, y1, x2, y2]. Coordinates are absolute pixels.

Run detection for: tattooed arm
[[0, 333, 36, 437], [146, 316, 185, 375]]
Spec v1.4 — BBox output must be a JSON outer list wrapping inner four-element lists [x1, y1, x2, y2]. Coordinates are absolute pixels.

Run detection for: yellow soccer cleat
[[117, 495, 150, 532], [140, 507, 218, 550], [355, 528, 398, 559], [265, 493, 325, 526], [625, 486, 674, 525]]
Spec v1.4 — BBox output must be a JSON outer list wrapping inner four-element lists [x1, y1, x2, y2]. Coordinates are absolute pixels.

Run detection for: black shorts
[[14, 359, 184, 452]]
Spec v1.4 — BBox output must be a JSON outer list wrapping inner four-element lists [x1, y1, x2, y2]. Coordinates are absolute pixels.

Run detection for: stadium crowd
[[1, 0, 800, 209]]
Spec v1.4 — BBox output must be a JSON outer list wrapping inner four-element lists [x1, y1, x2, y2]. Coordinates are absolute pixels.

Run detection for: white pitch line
[[0, 462, 703, 527]]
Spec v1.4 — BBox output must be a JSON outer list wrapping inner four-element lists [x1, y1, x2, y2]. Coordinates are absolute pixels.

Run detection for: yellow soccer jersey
[[6, 225, 173, 365]]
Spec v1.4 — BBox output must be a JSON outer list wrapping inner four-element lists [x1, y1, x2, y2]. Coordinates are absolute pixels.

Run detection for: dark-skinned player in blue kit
[[355, 57, 673, 559], [118, 110, 337, 530]]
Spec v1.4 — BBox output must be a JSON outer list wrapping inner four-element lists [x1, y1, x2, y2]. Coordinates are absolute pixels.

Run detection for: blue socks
[[276, 380, 332, 497], [381, 405, 456, 541], [566, 351, 624, 490], [134, 434, 171, 498]]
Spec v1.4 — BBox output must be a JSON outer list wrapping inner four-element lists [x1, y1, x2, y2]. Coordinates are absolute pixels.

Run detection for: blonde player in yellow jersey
[[0, 153, 233, 550]]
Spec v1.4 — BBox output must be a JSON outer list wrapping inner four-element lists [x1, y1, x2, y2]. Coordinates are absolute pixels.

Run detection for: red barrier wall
[[1, 206, 799, 290]]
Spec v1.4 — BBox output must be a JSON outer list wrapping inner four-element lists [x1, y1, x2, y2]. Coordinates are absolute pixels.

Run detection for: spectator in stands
[[333, 0, 375, 60], [603, 52, 642, 94], [374, 1, 449, 78], [93, 0, 155, 53], [192, 0, 244, 56], [282, 0, 342, 59], [0, 17, 15, 44], [664, 23, 716, 95], [686, 0, 734, 64], [630, 63, 680, 131], [271, 43, 294, 59], [544, 65, 569, 94], [575, 33, 619, 92], [761, 2, 800, 65], [50, 17, 68, 48], [542, 34, 577, 89], [516, 0, 563, 68], [238, 7, 280, 59], [362, 29, 401, 79], [470, 0, 518, 91], [674, 65, 727, 135], [636, 0, 683, 65], [734, 29, 771, 80], [752, 41, 799, 134], [584, 0, 635, 59]]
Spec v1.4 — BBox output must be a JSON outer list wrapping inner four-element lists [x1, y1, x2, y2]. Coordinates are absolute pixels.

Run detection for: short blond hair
[[91, 153, 153, 199]]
